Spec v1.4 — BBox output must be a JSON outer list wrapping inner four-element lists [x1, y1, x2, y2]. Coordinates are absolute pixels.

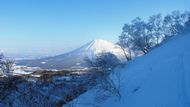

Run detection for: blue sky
[[0, 0, 189, 55]]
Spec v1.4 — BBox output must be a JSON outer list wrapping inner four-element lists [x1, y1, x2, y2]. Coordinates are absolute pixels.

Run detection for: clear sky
[[0, 0, 189, 56]]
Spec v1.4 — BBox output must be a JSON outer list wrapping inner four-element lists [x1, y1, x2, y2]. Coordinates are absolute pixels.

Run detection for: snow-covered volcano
[[72, 39, 126, 59], [17, 39, 126, 70]]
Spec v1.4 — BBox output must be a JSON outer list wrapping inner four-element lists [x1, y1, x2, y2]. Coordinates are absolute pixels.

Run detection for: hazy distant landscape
[[0, 0, 190, 107]]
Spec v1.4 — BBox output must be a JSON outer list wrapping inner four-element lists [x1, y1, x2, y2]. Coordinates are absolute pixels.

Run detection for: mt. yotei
[[17, 39, 127, 70]]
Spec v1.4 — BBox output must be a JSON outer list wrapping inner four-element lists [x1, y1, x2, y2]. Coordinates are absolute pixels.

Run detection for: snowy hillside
[[17, 39, 126, 70], [67, 33, 190, 107]]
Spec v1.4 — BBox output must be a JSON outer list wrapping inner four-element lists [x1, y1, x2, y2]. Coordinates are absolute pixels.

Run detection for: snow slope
[[17, 39, 126, 70], [68, 33, 190, 107]]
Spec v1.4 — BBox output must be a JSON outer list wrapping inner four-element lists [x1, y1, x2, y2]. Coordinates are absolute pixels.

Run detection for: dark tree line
[[118, 11, 190, 60]]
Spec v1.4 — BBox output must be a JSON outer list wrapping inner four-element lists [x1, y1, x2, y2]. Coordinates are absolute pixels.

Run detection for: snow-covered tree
[[163, 14, 176, 36], [186, 17, 190, 27], [163, 11, 189, 37], [0, 54, 4, 75], [119, 11, 190, 57], [180, 11, 190, 25], [0, 53, 14, 76], [118, 24, 134, 60], [184, 16, 190, 33], [120, 17, 155, 55], [131, 17, 154, 54], [86, 52, 120, 71], [148, 14, 164, 45]]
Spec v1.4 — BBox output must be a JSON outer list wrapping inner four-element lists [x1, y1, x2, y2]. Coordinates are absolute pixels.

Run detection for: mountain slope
[[17, 39, 126, 70], [69, 33, 190, 107]]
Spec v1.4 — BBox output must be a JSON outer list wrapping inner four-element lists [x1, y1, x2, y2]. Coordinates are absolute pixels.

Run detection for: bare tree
[[118, 24, 134, 60], [131, 17, 155, 54], [148, 14, 164, 46], [84, 52, 121, 105], [163, 11, 189, 37], [120, 11, 190, 57]]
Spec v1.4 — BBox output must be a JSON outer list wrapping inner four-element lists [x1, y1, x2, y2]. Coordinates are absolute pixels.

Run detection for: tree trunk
[[122, 48, 131, 60]]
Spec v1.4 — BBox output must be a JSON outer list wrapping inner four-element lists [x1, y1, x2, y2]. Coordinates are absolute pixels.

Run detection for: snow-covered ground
[[12, 66, 41, 75], [67, 33, 190, 107]]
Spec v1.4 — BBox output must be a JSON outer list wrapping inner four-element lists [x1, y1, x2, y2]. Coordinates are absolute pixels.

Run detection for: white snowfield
[[12, 66, 40, 75], [68, 33, 190, 107]]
